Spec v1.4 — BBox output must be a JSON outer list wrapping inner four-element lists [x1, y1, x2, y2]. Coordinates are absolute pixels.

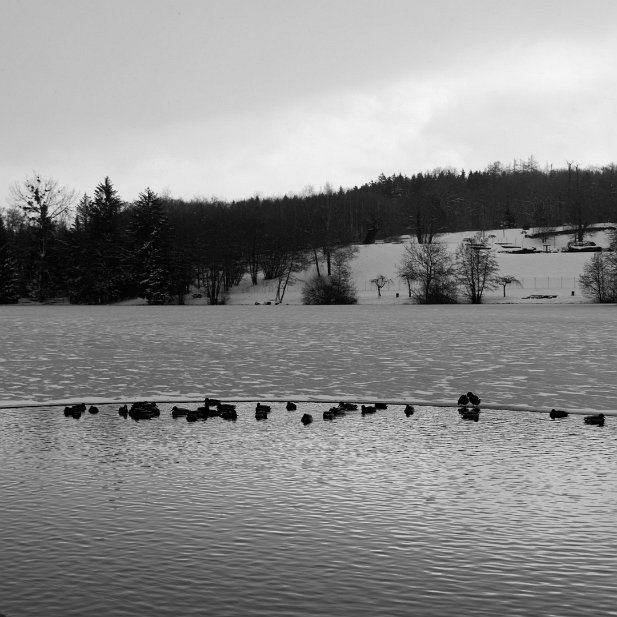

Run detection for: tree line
[[1, 158, 616, 304]]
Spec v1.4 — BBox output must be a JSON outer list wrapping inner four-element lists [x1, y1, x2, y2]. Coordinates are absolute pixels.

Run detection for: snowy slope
[[227, 226, 615, 305]]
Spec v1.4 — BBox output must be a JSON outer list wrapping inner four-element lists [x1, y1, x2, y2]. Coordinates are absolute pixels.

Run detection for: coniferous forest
[[1, 158, 616, 305]]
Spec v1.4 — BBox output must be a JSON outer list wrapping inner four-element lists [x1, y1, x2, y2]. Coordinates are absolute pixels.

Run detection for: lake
[[1, 305, 616, 616]]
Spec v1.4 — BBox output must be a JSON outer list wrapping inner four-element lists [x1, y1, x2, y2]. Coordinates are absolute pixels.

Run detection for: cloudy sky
[[1, 0, 616, 204]]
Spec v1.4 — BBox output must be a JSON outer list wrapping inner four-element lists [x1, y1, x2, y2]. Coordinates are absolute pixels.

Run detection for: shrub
[[301, 273, 357, 305]]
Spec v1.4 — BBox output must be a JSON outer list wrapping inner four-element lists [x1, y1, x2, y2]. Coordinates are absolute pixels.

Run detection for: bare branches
[[9, 172, 75, 226]]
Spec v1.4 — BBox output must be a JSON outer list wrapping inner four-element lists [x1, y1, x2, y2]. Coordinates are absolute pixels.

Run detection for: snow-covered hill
[[226, 225, 615, 305]]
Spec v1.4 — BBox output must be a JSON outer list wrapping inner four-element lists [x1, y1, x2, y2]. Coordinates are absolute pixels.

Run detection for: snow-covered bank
[[226, 226, 614, 305]]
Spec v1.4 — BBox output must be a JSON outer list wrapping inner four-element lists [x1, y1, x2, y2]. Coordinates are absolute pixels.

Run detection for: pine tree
[[0, 214, 20, 303], [67, 178, 130, 303], [129, 188, 174, 305]]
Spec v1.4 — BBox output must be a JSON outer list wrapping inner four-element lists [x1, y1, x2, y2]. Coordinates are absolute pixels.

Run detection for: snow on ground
[[1, 304, 616, 414], [225, 226, 615, 306]]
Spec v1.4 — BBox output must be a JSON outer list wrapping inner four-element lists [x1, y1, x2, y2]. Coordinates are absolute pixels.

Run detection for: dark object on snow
[[301, 414, 313, 425], [549, 409, 569, 419], [286, 401, 297, 411], [361, 405, 376, 415], [255, 403, 271, 412], [404, 405, 415, 416], [88, 405, 99, 414], [374, 402, 387, 410], [363, 226, 379, 244], [457, 394, 469, 407], [339, 402, 357, 411]]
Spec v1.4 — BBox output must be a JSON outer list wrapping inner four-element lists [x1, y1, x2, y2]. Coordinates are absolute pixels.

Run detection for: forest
[[1, 158, 616, 305]]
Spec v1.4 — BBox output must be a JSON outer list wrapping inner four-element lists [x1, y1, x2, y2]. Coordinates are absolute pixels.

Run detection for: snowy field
[[1, 303, 616, 413], [222, 226, 614, 305]]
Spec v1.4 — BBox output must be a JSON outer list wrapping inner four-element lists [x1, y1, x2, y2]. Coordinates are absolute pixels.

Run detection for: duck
[[330, 406, 346, 417], [301, 413, 313, 425], [220, 409, 238, 421], [467, 392, 481, 407], [286, 401, 297, 411], [361, 405, 376, 415], [255, 409, 268, 420], [204, 406, 220, 418], [584, 413, 605, 426], [255, 403, 271, 412], [130, 402, 160, 417], [129, 401, 159, 417], [204, 397, 221, 408], [118, 404, 128, 418], [88, 405, 99, 414], [460, 408, 480, 422], [457, 394, 469, 407], [217, 403, 236, 414], [131, 409, 158, 420], [63, 405, 83, 419], [339, 402, 357, 411], [549, 408, 569, 419], [171, 406, 191, 417], [374, 402, 388, 410], [323, 410, 335, 420], [404, 404, 415, 417]]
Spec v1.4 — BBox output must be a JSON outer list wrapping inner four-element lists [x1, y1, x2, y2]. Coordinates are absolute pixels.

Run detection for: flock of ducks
[[60, 393, 608, 427], [550, 408, 606, 426]]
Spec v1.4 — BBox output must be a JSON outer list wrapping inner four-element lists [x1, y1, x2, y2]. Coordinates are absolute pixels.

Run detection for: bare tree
[[8, 172, 75, 300], [398, 241, 456, 303], [579, 253, 617, 303], [370, 274, 392, 298], [274, 250, 310, 304], [455, 244, 500, 304], [497, 274, 522, 298]]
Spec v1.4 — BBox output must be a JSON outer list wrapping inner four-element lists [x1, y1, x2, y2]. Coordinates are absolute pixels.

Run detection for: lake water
[[1, 305, 617, 616], [1, 402, 616, 617]]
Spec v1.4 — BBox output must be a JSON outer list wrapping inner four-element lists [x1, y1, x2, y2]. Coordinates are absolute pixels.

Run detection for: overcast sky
[[2, 0, 616, 204]]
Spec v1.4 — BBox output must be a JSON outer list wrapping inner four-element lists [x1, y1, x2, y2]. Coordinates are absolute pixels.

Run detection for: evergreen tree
[[66, 194, 98, 303], [68, 178, 130, 303], [129, 188, 174, 304], [0, 213, 20, 303]]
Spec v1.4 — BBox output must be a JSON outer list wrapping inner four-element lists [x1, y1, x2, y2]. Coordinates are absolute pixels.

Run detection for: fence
[[358, 277, 579, 292], [242, 277, 580, 294]]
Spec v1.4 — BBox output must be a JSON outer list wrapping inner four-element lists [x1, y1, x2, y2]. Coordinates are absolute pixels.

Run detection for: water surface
[[1, 403, 616, 616]]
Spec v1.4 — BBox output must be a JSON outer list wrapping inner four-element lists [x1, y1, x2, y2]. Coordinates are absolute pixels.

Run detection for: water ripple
[[1, 403, 617, 616]]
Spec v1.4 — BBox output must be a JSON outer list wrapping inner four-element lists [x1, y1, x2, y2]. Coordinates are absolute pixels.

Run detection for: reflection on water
[[1, 403, 616, 616]]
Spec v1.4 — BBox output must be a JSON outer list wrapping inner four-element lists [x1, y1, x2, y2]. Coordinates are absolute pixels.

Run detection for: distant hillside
[[225, 226, 615, 306]]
